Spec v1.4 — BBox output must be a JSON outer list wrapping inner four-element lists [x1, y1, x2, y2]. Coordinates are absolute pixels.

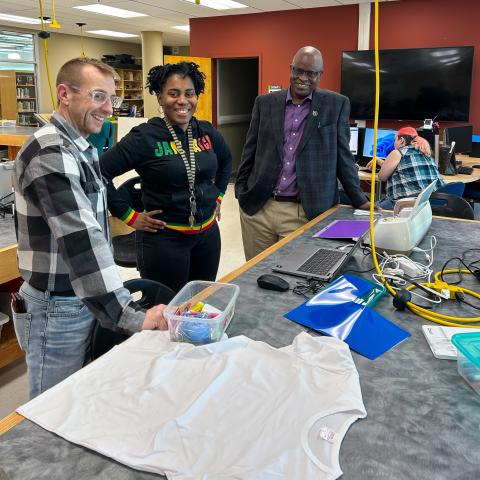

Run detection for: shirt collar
[[286, 88, 313, 105], [51, 112, 94, 153]]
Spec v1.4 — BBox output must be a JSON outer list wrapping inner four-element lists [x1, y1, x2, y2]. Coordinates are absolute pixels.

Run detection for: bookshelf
[[15, 72, 38, 126], [115, 68, 143, 117]]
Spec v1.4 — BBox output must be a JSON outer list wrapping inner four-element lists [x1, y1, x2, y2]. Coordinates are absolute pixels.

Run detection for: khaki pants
[[240, 198, 308, 261]]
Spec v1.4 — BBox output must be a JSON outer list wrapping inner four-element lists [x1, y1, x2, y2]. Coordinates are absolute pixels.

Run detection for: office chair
[[431, 182, 465, 207], [111, 176, 143, 268], [429, 192, 474, 220], [91, 278, 175, 360], [463, 183, 480, 211], [435, 182, 465, 196]]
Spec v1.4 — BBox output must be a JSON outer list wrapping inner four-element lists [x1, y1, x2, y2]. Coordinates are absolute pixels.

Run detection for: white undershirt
[[18, 331, 366, 480]]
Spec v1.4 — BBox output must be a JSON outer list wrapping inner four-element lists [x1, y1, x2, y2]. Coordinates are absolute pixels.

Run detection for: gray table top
[[1, 208, 480, 479]]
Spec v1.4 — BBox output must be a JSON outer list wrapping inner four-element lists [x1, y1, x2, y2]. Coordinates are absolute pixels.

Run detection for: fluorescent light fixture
[[74, 4, 147, 18], [0, 13, 41, 24], [86, 30, 139, 38], [184, 0, 247, 10], [173, 25, 190, 32], [7, 52, 21, 60]]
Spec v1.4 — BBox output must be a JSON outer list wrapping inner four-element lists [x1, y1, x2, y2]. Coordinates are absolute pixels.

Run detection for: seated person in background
[[101, 61, 232, 293], [366, 126, 444, 210]]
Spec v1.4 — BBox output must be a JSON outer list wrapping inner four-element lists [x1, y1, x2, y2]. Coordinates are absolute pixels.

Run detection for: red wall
[[371, 0, 480, 133], [190, 6, 359, 95], [190, 0, 479, 132]]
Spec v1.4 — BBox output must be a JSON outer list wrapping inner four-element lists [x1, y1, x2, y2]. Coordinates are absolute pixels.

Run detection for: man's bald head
[[291, 46, 324, 72], [289, 46, 324, 102]]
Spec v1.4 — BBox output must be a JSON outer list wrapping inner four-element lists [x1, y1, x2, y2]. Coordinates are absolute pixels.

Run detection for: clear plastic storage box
[[451, 332, 480, 396], [164, 281, 240, 345]]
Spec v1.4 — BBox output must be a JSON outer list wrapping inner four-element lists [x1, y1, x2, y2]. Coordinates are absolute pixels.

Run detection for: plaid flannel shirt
[[13, 112, 145, 332], [386, 145, 445, 201]]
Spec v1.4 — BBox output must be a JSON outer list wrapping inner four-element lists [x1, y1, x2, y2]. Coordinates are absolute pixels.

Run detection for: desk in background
[[1, 207, 480, 479], [0, 126, 38, 160], [0, 215, 22, 368], [358, 156, 480, 201]]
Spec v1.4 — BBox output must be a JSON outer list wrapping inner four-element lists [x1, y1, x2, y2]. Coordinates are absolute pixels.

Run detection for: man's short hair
[[56, 57, 118, 87]]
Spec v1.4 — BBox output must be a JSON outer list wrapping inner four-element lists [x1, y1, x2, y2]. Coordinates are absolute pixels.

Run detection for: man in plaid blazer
[[235, 46, 369, 260]]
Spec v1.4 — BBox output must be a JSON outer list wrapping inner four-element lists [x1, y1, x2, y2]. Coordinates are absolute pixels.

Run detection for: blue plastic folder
[[284, 275, 410, 360]]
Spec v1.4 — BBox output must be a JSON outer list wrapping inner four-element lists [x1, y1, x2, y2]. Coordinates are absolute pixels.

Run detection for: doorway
[[216, 57, 259, 178]]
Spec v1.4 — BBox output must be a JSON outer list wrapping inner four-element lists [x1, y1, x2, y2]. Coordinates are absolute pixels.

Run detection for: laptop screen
[[412, 180, 438, 213]]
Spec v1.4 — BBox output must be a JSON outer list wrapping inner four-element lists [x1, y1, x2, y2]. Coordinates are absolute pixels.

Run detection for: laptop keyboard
[[298, 248, 346, 276]]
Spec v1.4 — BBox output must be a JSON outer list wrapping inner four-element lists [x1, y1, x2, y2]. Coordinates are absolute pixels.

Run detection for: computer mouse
[[257, 274, 289, 292]]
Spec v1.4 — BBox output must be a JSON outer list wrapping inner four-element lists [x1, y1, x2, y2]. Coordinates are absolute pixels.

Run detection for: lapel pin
[[312, 110, 318, 117]]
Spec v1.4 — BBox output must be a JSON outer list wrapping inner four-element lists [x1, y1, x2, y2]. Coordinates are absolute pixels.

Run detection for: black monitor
[[341, 46, 474, 121], [444, 125, 473, 154], [417, 128, 435, 152]]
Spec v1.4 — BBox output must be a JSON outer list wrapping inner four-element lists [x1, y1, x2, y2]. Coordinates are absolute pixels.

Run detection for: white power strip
[[395, 257, 426, 277]]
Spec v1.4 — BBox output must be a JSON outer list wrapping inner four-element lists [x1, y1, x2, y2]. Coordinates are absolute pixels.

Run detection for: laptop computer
[[272, 228, 368, 282]]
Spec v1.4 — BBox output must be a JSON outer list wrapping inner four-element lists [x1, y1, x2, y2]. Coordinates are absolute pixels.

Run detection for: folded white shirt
[[18, 331, 366, 480]]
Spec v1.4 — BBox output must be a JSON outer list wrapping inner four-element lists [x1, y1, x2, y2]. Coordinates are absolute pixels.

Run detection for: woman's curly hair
[[146, 62, 206, 96]]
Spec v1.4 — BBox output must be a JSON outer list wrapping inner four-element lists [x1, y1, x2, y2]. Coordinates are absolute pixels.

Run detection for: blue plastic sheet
[[284, 275, 410, 360]]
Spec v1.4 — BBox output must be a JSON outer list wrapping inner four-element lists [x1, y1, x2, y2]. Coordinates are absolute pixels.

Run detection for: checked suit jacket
[[235, 88, 367, 220]]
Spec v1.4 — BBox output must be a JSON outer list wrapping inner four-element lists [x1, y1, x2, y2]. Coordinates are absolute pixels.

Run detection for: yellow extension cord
[[369, 0, 480, 327], [38, 0, 56, 111]]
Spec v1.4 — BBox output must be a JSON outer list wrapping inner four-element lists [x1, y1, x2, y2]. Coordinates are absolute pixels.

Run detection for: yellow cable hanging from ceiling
[[49, 0, 61, 29], [38, 0, 56, 110], [76, 23, 86, 57]]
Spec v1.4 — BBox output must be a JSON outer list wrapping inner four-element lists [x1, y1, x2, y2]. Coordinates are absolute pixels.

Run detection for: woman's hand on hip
[[132, 210, 166, 232]]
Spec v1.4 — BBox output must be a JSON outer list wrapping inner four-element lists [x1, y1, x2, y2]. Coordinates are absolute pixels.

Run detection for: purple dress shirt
[[274, 89, 312, 197]]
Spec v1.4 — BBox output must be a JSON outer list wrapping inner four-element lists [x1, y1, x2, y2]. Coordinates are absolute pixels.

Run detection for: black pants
[[136, 222, 221, 293]]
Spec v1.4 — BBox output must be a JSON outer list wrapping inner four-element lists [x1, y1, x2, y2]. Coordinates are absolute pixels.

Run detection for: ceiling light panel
[[0, 13, 41, 25], [184, 0, 247, 10], [74, 4, 148, 18], [86, 30, 139, 38], [173, 25, 190, 31]]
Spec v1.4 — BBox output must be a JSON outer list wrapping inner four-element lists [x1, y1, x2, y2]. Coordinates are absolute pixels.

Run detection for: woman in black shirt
[[101, 62, 232, 292]]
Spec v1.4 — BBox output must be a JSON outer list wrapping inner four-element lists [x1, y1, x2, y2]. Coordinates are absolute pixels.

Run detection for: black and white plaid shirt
[[14, 112, 145, 332]]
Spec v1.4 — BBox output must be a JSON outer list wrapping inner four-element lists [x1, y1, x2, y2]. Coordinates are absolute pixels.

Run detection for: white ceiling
[[0, 0, 395, 46]]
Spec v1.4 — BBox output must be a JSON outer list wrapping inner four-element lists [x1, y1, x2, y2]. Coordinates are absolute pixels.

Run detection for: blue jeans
[[12, 282, 95, 399], [378, 198, 395, 210]]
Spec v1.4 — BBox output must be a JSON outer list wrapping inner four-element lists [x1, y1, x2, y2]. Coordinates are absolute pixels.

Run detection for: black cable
[[456, 292, 480, 312], [458, 299, 480, 311], [460, 248, 480, 272], [292, 278, 324, 298], [439, 257, 476, 285]]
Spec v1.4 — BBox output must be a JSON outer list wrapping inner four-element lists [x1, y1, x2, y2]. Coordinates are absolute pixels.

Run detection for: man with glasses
[[235, 46, 369, 260], [13, 57, 167, 399]]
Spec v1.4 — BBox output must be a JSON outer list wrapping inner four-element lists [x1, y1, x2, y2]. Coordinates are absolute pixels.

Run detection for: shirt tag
[[318, 427, 337, 443]]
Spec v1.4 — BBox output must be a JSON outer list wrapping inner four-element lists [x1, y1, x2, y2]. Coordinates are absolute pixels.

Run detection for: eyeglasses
[[68, 85, 123, 109], [290, 66, 322, 80]]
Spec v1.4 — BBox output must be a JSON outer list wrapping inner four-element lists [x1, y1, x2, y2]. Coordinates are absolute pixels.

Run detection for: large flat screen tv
[[341, 46, 474, 121]]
